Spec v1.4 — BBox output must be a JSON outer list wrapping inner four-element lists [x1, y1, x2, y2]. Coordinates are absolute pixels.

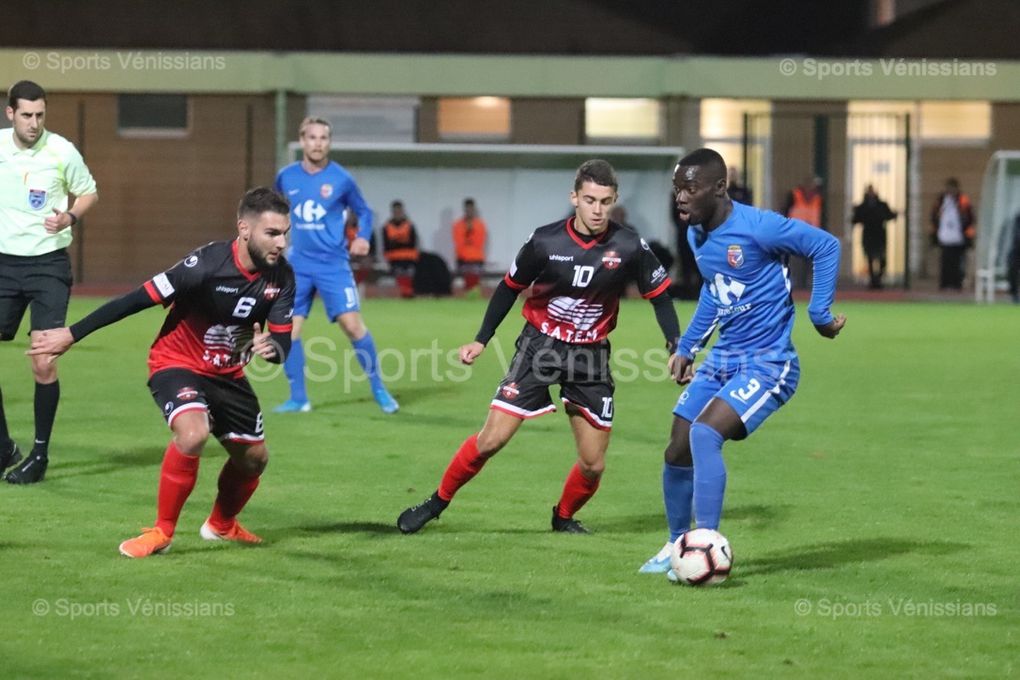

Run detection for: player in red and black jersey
[[29, 187, 295, 558], [398, 159, 681, 535]]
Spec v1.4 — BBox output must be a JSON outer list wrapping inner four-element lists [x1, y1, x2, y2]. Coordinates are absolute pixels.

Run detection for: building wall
[[46, 93, 278, 285], [44, 90, 1020, 286], [510, 99, 584, 145]]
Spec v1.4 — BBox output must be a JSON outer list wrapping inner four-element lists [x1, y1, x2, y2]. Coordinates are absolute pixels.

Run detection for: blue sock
[[663, 463, 694, 542], [284, 338, 307, 403], [351, 332, 384, 392], [689, 422, 727, 531]]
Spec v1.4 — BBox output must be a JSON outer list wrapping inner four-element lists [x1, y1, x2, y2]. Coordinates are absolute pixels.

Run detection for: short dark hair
[[391, 200, 404, 209], [678, 148, 727, 183], [464, 198, 475, 207], [238, 187, 290, 220], [574, 159, 618, 192], [7, 80, 46, 109]]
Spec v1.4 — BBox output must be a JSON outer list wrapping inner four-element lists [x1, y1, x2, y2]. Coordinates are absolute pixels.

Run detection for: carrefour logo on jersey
[[294, 199, 327, 228]]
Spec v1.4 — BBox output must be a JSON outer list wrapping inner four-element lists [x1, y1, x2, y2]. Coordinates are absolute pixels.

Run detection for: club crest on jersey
[[263, 285, 281, 300], [601, 251, 622, 270], [727, 245, 744, 268], [176, 387, 199, 401], [28, 189, 46, 209], [500, 382, 520, 400], [320, 184, 333, 199]]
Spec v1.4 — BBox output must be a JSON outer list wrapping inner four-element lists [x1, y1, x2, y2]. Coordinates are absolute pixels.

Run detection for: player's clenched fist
[[459, 341, 485, 365]]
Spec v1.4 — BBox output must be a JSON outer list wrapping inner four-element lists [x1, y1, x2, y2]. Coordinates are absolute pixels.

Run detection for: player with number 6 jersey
[[29, 187, 295, 558], [398, 159, 681, 536]]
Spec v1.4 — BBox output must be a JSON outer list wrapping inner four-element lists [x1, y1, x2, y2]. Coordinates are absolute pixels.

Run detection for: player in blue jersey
[[638, 148, 846, 576], [273, 117, 398, 414]]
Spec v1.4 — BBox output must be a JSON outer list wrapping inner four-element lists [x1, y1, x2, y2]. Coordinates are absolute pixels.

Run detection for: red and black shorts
[[491, 324, 615, 430], [0, 250, 72, 341], [148, 368, 265, 444]]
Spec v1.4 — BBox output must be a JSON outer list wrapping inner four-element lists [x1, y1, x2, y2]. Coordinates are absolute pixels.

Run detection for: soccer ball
[[670, 528, 733, 586]]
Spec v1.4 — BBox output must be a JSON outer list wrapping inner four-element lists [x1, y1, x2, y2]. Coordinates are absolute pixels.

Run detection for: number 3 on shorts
[[731, 378, 761, 402]]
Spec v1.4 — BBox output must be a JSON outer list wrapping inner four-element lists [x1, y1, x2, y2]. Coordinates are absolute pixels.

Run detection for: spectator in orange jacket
[[452, 198, 487, 292], [783, 176, 824, 228], [930, 178, 975, 291], [382, 200, 419, 298]]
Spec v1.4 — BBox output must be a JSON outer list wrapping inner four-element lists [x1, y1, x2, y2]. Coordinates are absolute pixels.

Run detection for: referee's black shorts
[[491, 323, 615, 430], [0, 249, 72, 341]]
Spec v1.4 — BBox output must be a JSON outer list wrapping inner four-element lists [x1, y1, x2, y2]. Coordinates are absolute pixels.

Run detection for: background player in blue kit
[[639, 148, 846, 575], [274, 117, 398, 414]]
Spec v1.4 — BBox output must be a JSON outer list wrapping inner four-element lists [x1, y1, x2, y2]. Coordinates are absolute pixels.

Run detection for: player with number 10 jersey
[[398, 159, 681, 537]]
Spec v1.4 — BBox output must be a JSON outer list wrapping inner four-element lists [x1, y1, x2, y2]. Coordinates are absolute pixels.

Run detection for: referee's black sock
[[33, 381, 60, 459], [0, 383, 10, 447]]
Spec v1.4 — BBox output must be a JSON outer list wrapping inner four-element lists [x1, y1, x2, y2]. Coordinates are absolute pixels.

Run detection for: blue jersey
[[275, 161, 373, 268], [678, 201, 840, 363]]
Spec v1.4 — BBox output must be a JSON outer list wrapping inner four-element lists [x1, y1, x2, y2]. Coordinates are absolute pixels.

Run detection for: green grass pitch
[[0, 297, 1016, 678]]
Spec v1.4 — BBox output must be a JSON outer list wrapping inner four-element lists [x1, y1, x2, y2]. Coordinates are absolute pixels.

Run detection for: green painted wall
[[2, 50, 1017, 100]]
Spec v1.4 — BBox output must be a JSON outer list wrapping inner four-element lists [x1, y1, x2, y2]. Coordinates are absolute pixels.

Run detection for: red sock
[[464, 273, 480, 291], [438, 434, 487, 501], [396, 275, 414, 298], [555, 463, 601, 519], [155, 442, 200, 537], [208, 458, 261, 531]]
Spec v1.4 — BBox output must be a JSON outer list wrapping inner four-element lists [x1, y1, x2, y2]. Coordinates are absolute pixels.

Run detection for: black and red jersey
[[141, 240, 295, 378], [503, 217, 671, 344]]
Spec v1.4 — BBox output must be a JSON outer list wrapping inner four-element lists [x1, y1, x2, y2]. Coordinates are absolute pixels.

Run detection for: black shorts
[[148, 368, 265, 444], [491, 324, 615, 430], [0, 249, 72, 341]]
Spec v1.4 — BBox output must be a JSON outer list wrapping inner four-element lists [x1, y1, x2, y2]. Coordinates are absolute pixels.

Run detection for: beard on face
[[247, 239, 278, 271]]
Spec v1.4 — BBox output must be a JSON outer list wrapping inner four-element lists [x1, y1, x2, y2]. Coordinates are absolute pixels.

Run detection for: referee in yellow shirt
[[1, 80, 98, 484]]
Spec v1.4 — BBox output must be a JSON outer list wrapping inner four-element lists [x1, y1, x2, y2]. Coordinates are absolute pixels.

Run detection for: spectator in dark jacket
[[852, 184, 897, 289]]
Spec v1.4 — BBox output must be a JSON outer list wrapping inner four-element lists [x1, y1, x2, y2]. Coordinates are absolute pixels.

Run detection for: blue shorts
[[293, 264, 360, 320], [672, 356, 800, 439]]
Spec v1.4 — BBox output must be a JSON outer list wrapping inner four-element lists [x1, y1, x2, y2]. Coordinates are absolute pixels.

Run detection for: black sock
[[0, 383, 10, 446], [33, 381, 60, 458]]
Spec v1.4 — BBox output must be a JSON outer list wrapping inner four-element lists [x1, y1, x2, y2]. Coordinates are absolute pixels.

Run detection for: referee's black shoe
[[6, 452, 47, 485], [0, 439, 21, 474], [551, 507, 590, 534], [397, 491, 448, 534]]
